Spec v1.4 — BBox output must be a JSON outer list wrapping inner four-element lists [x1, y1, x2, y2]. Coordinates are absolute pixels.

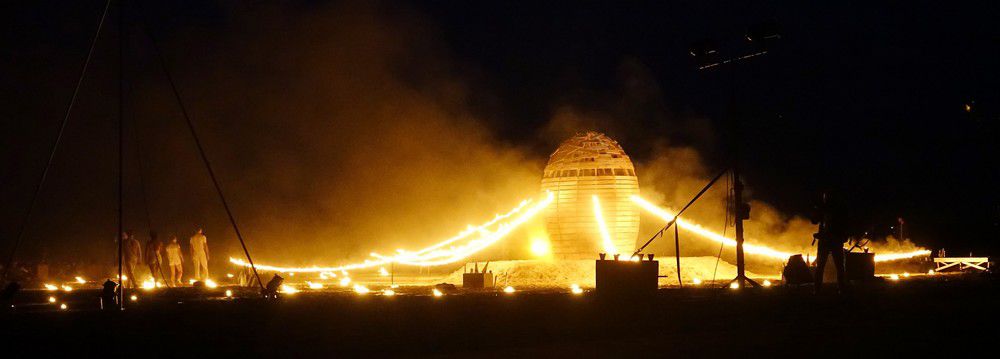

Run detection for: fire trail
[[230, 193, 929, 275]]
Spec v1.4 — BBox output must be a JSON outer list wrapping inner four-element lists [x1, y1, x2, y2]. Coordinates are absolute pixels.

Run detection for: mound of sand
[[444, 257, 769, 288]]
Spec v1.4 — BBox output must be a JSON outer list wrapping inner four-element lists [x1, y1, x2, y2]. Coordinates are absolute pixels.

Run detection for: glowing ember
[[59, 303, 67, 310], [61, 285, 73, 292], [48, 296, 56, 303], [280, 284, 299, 294], [729, 282, 740, 289], [692, 278, 703, 285], [226, 273, 234, 278], [529, 238, 551, 257], [225, 290, 233, 297], [306, 281, 324, 289], [762, 279, 772, 287], [353, 284, 370, 294], [74, 276, 86, 284], [188, 279, 196, 285], [142, 278, 156, 290], [339, 277, 351, 287], [592, 195, 618, 255], [570, 283, 583, 294], [432, 288, 444, 297], [130, 295, 138, 302], [889, 274, 900, 281], [902, 272, 911, 278], [44, 284, 58, 291], [383, 289, 396, 296], [927, 270, 935, 275], [503, 286, 516, 294], [205, 279, 219, 288]]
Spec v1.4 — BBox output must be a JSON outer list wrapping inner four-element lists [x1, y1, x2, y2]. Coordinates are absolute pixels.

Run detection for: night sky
[[2, 0, 998, 264]]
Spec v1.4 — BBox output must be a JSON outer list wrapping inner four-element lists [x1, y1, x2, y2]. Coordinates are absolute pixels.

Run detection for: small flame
[[44, 284, 58, 291], [353, 284, 370, 294], [48, 296, 56, 303], [383, 289, 396, 296], [570, 284, 583, 295], [74, 276, 86, 284], [692, 278, 703, 285], [432, 288, 443, 297], [503, 286, 516, 294]]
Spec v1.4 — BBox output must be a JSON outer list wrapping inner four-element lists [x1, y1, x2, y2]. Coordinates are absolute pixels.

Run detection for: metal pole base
[[729, 275, 759, 288]]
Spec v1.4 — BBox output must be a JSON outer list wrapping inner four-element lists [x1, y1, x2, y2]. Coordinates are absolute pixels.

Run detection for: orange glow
[[632, 196, 931, 263], [592, 195, 618, 255], [230, 193, 553, 272]]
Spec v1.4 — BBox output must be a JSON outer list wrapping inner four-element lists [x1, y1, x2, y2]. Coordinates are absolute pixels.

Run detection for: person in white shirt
[[165, 236, 184, 286], [189, 228, 210, 281]]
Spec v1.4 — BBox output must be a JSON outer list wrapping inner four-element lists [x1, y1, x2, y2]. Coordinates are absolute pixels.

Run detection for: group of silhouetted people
[[120, 228, 210, 287]]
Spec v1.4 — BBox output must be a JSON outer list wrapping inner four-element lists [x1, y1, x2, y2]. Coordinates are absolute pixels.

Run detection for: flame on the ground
[[631, 195, 930, 262]]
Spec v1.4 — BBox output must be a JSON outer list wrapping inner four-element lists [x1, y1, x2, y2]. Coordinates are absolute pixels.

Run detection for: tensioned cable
[[133, 0, 264, 291], [1, 0, 113, 283], [632, 168, 729, 257], [125, 75, 169, 284]]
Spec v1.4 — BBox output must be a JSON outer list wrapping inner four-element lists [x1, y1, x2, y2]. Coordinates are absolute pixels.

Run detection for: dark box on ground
[[462, 272, 494, 289], [595, 259, 658, 295], [845, 252, 875, 280]]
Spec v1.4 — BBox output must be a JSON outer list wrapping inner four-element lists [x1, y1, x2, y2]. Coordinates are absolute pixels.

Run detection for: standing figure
[[189, 228, 210, 281], [811, 192, 849, 293], [123, 231, 142, 289], [165, 236, 184, 286], [145, 231, 164, 284]]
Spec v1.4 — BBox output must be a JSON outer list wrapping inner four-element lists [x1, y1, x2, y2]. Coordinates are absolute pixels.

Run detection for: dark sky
[[2, 0, 998, 264], [414, 1, 1000, 244]]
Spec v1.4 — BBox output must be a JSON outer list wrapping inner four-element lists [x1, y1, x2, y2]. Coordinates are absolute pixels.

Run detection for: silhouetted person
[[166, 236, 184, 286], [123, 231, 142, 289], [189, 228, 210, 281], [811, 192, 848, 293], [263, 274, 283, 298], [145, 231, 164, 284], [101, 279, 118, 310]]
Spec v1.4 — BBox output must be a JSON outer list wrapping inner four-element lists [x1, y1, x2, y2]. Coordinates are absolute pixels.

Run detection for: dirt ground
[[4, 274, 997, 357]]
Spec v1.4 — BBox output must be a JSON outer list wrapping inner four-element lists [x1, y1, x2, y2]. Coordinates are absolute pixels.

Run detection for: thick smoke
[[122, 2, 542, 269], [11, 2, 923, 278]]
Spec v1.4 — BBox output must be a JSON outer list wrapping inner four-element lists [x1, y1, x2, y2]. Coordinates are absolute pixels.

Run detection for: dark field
[[5, 275, 998, 357]]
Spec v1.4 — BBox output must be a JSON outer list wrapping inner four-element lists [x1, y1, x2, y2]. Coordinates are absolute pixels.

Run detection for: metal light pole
[[689, 21, 779, 288]]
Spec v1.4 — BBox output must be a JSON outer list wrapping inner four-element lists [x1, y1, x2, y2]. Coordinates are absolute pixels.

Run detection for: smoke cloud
[[9, 2, 923, 278]]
